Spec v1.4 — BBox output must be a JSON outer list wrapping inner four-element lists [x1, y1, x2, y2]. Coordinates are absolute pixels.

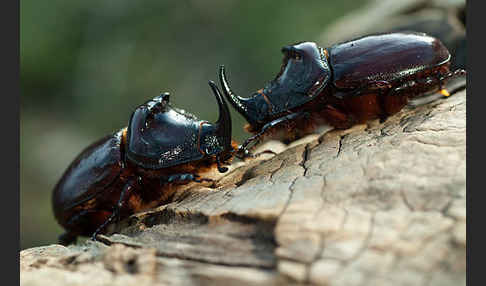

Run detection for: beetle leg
[[380, 86, 410, 119], [241, 149, 278, 160], [438, 69, 467, 96], [439, 69, 467, 83], [163, 173, 213, 184], [216, 156, 229, 173], [403, 69, 467, 107], [193, 174, 214, 183], [91, 180, 135, 241], [235, 148, 277, 160], [320, 105, 356, 129], [237, 112, 308, 158]]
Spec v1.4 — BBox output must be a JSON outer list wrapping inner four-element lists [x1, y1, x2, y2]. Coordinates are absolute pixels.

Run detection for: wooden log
[[20, 88, 466, 286]]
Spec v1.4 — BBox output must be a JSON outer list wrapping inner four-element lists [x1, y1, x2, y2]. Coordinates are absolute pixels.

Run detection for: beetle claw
[[216, 155, 229, 173], [193, 174, 214, 183], [217, 165, 228, 173], [90, 233, 98, 242], [235, 147, 254, 160], [236, 148, 276, 160]]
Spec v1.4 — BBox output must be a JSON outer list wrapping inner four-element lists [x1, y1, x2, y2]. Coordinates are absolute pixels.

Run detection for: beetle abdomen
[[329, 32, 451, 89], [52, 130, 124, 228]]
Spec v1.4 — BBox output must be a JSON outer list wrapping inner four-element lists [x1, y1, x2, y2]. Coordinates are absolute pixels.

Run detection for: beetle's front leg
[[438, 69, 467, 96], [320, 105, 357, 129], [162, 173, 213, 184], [379, 86, 410, 121], [215, 155, 229, 173], [237, 112, 308, 159], [237, 148, 278, 160]]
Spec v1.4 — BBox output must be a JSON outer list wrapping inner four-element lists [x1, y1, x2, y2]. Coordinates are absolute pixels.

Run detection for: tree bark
[[20, 90, 466, 286]]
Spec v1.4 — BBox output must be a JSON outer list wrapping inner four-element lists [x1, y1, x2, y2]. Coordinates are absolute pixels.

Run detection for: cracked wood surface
[[20, 90, 466, 286]]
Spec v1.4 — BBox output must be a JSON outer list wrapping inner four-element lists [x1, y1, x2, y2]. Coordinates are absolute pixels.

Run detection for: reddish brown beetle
[[52, 81, 236, 245], [220, 32, 466, 153]]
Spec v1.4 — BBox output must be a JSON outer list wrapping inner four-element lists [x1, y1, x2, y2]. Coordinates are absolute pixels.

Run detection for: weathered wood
[[20, 88, 466, 286]]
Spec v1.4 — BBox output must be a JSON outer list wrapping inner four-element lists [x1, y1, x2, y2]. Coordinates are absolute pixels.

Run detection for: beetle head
[[220, 42, 331, 127], [126, 84, 233, 170]]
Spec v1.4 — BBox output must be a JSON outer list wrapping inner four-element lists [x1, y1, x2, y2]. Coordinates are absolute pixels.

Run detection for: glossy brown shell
[[52, 131, 124, 227], [329, 32, 451, 89]]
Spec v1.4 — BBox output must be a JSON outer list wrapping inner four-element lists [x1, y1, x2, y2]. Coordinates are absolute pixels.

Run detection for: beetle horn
[[219, 65, 251, 118], [208, 80, 232, 150]]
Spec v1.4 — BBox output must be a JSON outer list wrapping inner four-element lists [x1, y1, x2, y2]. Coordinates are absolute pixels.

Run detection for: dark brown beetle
[[52, 81, 236, 245], [220, 32, 466, 153]]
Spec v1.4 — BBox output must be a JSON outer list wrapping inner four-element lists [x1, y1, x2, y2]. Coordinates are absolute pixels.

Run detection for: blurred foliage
[[20, 0, 368, 249]]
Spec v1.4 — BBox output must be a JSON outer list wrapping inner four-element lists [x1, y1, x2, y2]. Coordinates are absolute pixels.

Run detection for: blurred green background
[[20, 0, 369, 249]]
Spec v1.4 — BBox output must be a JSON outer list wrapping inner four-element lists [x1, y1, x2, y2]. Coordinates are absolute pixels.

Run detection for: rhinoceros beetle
[[220, 32, 466, 153], [52, 81, 236, 245]]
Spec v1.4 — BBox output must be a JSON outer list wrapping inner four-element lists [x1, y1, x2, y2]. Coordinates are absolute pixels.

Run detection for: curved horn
[[219, 65, 250, 117], [208, 80, 232, 149]]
